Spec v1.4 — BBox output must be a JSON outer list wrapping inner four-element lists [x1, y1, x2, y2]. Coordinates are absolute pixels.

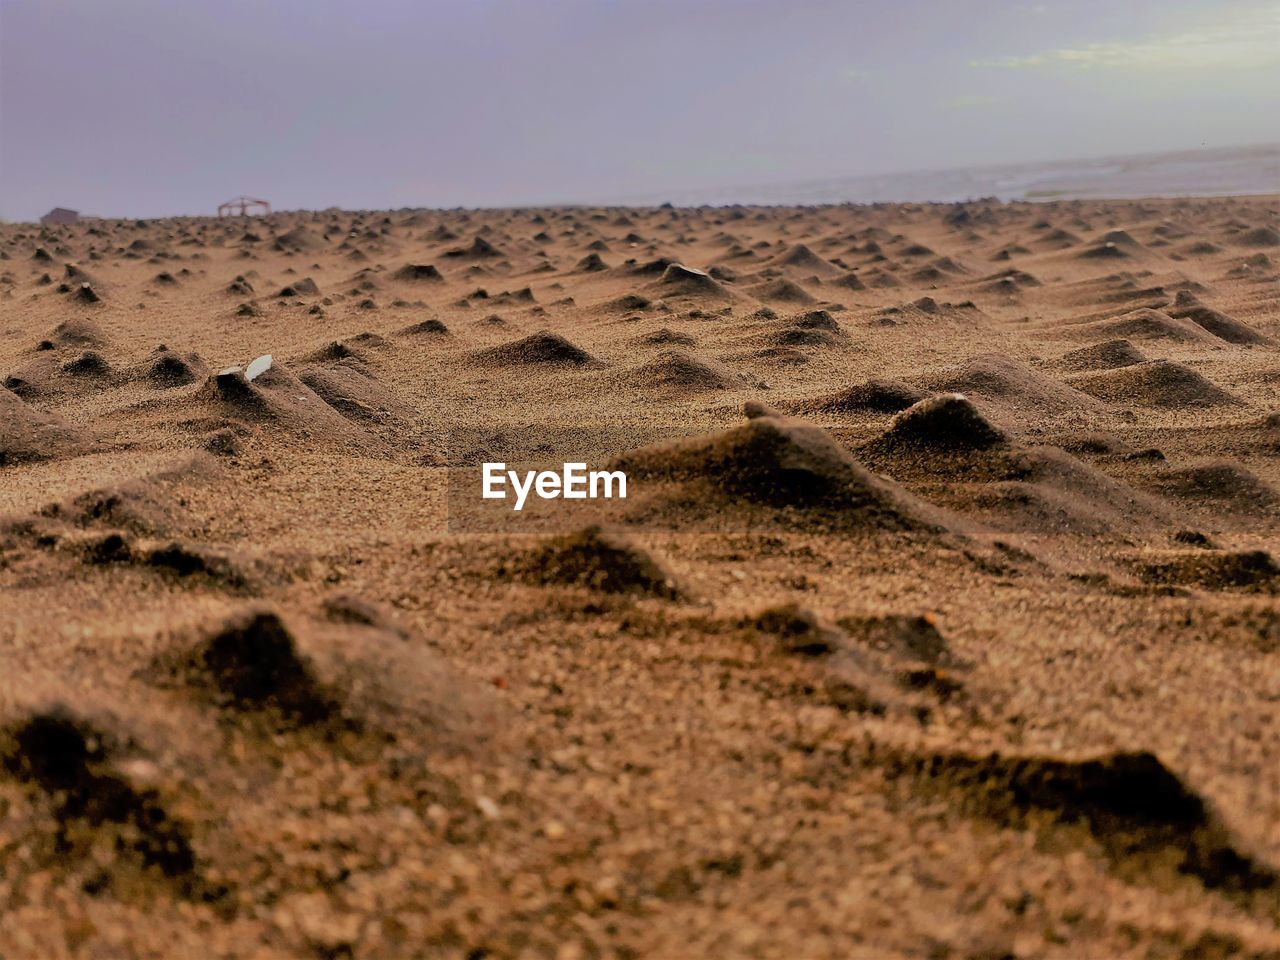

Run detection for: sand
[[1, 195, 1278, 959]]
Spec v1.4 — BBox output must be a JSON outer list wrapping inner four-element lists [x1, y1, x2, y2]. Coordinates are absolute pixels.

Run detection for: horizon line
[[6, 140, 1277, 225]]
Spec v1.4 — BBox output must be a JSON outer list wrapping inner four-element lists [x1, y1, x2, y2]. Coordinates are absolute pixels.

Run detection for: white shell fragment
[[245, 354, 273, 382]]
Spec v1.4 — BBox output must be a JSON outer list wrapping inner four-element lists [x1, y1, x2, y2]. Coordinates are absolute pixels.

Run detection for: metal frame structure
[[218, 196, 271, 217]]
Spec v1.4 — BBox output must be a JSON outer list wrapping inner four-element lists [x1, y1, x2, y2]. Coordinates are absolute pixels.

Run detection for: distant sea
[[617, 143, 1279, 207]]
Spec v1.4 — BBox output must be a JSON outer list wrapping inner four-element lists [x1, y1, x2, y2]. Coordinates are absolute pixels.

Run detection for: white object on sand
[[245, 354, 273, 382]]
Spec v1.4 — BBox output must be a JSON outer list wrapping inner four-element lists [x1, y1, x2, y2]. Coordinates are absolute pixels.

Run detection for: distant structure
[[218, 196, 271, 217], [40, 207, 80, 226]]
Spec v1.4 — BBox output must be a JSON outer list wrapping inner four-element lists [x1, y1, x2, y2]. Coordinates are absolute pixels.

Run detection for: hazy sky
[[2, 0, 1277, 219]]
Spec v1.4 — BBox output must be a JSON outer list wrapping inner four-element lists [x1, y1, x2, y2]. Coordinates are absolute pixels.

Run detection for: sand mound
[[1075, 308, 1221, 343], [596, 292, 653, 314], [651, 264, 732, 301], [174, 609, 338, 724], [862, 267, 902, 288], [830, 272, 865, 290], [730, 610, 914, 716], [612, 415, 943, 529], [0, 387, 93, 466], [1167, 292, 1270, 345], [625, 349, 739, 393], [321, 593, 409, 638], [920, 355, 1102, 416], [1052, 339, 1146, 372], [763, 326, 840, 348], [1078, 242, 1131, 260], [774, 244, 839, 275], [1078, 231, 1149, 261], [61, 351, 112, 378], [733, 603, 846, 656], [1152, 461, 1277, 509], [729, 608, 949, 717], [71, 282, 103, 304], [1236, 225, 1280, 247], [154, 607, 503, 746], [856, 404, 1160, 533], [978, 268, 1041, 293], [4, 354, 66, 398], [225, 275, 254, 295], [276, 276, 319, 297], [716, 604, 947, 716], [202, 358, 360, 434], [393, 263, 443, 282], [471, 331, 598, 366], [878, 747, 1276, 894], [1029, 227, 1080, 249], [907, 264, 946, 283], [0, 706, 199, 884], [61, 264, 98, 287], [1137, 550, 1279, 592], [838, 613, 952, 664], [871, 394, 1009, 453], [797, 379, 925, 415], [629, 257, 676, 277], [400, 317, 450, 335], [43, 456, 215, 536], [511, 525, 681, 598], [303, 340, 370, 365], [202, 428, 243, 458], [146, 346, 208, 387], [50, 317, 108, 348], [575, 252, 608, 272], [963, 447, 1166, 534], [745, 277, 816, 305], [490, 286, 536, 306], [139, 540, 256, 591], [348, 332, 389, 349], [273, 226, 322, 252], [1070, 361, 1241, 408], [1185, 241, 1223, 256], [299, 364, 403, 422], [788, 309, 842, 332], [444, 236, 503, 259]]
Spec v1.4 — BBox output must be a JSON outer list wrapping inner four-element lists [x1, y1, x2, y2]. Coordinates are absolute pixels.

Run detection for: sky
[[1, 0, 1278, 220]]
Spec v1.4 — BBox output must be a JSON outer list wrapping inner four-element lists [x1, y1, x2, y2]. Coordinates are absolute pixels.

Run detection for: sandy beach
[[1, 194, 1278, 957]]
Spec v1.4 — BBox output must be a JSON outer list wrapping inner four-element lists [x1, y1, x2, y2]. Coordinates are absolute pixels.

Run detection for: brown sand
[[1, 196, 1278, 958]]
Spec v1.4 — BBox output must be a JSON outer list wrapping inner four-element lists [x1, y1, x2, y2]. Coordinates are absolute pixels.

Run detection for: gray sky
[[2, 0, 1277, 220]]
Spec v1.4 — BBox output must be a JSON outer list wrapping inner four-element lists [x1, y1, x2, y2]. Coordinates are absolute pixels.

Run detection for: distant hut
[[40, 207, 80, 226]]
